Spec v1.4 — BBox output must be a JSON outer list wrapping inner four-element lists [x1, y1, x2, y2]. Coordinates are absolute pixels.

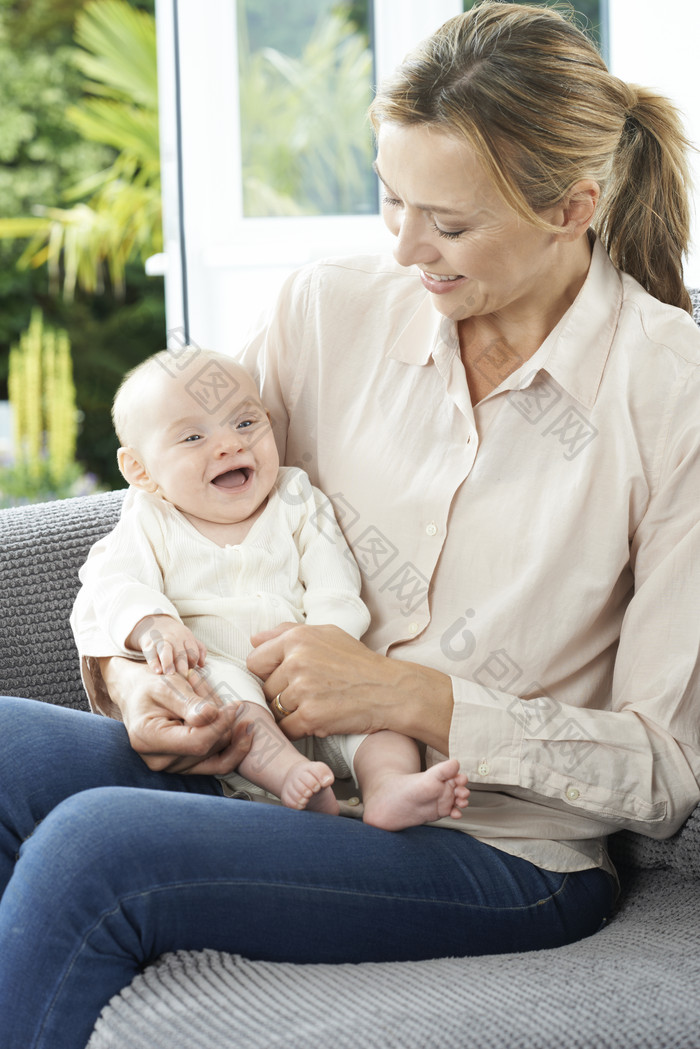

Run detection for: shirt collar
[[384, 237, 623, 409], [524, 236, 623, 410], [386, 282, 441, 366]]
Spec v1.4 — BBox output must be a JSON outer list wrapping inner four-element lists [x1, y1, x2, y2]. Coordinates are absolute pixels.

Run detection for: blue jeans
[[0, 696, 615, 1049]]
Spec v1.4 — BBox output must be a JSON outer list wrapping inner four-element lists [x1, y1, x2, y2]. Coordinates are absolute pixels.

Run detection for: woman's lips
[[419, 270, 468, 295]]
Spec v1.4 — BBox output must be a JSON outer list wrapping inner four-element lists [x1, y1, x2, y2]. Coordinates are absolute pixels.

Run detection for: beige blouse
[[240, 237, 700, 876]]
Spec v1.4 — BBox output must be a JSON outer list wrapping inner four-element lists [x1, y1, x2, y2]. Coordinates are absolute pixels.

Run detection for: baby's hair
[[112, 347, 246, 449]]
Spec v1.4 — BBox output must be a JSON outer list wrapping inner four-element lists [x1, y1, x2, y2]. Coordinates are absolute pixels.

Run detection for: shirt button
[[426, 522, 438, 536], [407, 622, 420, 635], [565, 787, 580, 802], [477, 761, 490, 776]]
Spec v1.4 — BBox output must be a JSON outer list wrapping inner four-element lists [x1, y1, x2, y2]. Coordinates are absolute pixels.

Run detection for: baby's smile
[[211, 467, 251, 490]]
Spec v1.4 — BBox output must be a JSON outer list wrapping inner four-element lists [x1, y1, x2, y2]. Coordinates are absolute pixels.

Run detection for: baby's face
[[136, 358, 280, 529]]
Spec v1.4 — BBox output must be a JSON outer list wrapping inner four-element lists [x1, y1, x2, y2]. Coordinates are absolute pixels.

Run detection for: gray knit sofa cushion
[[2, 287, 700, 1049], [0, 488, 125, 709]]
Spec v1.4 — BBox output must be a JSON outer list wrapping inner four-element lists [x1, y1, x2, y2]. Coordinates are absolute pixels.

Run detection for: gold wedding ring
[[272, 692, 292, 719]]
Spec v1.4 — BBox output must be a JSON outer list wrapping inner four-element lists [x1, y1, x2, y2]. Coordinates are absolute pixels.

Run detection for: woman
[[1, 4, 699, 1047]]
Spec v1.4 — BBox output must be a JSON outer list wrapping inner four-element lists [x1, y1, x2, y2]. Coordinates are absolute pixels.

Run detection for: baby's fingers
[[197, 640, 208, 667], [145, 639, 190, 677], [142, 638, 173, 675]]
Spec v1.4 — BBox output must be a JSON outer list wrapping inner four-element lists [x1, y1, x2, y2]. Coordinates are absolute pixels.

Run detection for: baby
[[71, 347, 469, 829]]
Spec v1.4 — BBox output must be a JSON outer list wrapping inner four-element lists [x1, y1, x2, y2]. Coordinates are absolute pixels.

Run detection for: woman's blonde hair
[[369, 1, 693, 313]]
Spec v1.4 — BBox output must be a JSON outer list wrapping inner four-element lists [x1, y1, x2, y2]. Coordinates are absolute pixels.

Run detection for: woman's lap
[[0, 696, 615, 1049], [0, 694, 222, 884]]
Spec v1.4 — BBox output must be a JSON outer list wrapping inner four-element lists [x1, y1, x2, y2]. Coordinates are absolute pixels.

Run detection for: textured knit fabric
[[0, 489, 124, 709]]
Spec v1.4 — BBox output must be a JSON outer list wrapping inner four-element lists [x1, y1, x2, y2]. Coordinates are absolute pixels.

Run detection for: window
[[238, 1, 376, 218], [154, 0, 697, 357], [154, 1, 463, 351]]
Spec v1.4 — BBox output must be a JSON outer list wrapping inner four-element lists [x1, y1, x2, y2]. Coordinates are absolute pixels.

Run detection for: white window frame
[[152, 0, 462, 352], [151, 0, 699, 354]]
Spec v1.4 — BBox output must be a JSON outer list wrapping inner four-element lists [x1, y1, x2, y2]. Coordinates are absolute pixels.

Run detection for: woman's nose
[[391, 212, 441, 269]]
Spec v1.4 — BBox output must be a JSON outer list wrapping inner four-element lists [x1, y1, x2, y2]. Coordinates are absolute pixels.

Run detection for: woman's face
[[374, 122, 566, 328]]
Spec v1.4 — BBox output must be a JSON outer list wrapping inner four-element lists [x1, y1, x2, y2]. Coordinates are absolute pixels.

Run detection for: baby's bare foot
[[281, 760, 339, 816], [362, 759, 469, 831]]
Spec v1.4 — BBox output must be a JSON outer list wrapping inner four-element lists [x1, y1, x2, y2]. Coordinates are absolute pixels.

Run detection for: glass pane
[[237, 0, 377, 217]]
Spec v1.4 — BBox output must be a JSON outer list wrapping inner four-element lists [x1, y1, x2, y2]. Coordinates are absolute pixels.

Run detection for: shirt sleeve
[[445, 370, 700, 840], [70, 491, 182, 709], [286, 471, 371, 639]]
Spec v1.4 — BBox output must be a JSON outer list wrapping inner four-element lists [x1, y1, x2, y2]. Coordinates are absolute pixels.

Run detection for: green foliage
[[0, 9, 111, 220], [1, 0, 88, 49], [0, 0, 164, 495], [0, 308, 100, 506], [63, 265, 165, 490], [0, 0, 112, 379], [0, 0, 161, 298]]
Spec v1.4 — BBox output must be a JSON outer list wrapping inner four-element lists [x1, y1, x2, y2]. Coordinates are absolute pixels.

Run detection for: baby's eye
[[236, 417, 259, 430], [184, 434, 203, 442]]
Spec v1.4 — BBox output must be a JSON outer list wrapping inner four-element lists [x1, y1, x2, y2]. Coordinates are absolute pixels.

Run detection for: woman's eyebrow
[[372, 160, 474, 218]]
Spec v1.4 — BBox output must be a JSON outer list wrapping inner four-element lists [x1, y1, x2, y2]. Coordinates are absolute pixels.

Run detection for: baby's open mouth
[[211, 467, 251, 489]]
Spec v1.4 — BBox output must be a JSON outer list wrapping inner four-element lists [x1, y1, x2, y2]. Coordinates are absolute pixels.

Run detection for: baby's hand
[[127, 614, 207, 677]]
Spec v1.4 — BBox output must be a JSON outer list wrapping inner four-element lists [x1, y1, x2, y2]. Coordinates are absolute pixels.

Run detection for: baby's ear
[[117, 447, 158, 493]]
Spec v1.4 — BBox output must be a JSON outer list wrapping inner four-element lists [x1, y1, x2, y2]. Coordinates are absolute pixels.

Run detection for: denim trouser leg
[[0, 696, 616, 1049]]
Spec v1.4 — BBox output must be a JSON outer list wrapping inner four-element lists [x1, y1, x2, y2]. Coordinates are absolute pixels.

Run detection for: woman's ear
[[117, 447, 158, 493], [559, 179, 600, 240]]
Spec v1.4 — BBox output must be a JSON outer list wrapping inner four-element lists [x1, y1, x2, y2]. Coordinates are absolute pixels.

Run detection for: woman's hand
[[246, 623, 454, 753], [98, 656, 253, 775]]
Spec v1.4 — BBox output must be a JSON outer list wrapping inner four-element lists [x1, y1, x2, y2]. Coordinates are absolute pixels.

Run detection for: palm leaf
[[0, 217, 54, 238], [0, 0, 161, 298], [66, 99, 160, 170], [72, 0, 158, 109]]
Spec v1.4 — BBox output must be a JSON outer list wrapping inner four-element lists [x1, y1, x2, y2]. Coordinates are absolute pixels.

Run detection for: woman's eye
[[431, 223, 466, 241], [382, 195, 402, 209]]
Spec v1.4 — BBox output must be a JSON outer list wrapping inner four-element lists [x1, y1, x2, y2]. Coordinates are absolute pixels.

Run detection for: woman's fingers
[[99, 656, 252, 774], [248, 625, 384, 739], [247, 622, 302, 681]]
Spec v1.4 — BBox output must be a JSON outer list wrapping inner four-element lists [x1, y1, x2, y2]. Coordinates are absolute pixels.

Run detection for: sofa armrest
[[0, 490, 125, 709]]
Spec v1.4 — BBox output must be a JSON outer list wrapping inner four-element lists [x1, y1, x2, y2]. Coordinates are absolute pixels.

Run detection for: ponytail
[[595, 87, 693, 314]]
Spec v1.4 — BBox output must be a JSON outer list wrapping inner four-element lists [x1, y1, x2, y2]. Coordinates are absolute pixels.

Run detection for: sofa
[[2, 287, 699, 1049]]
